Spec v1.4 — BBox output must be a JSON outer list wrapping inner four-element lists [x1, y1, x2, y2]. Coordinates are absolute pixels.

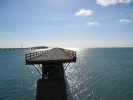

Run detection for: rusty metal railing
[[61, 48, 76, 59], [25, 48, 53, 60]]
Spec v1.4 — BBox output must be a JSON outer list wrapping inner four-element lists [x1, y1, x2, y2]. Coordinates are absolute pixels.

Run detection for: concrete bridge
[[0, 46, 48, 51]]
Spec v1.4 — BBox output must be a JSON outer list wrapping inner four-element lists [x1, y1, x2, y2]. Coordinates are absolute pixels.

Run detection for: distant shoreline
[[0, 46, 49, 51]]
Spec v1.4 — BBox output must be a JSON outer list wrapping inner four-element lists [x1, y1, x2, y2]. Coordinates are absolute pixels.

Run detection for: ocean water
[[0, 48, 133, 100]]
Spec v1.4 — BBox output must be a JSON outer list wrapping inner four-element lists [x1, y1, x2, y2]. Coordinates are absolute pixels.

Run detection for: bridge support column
[[36, 63, 67, 100]]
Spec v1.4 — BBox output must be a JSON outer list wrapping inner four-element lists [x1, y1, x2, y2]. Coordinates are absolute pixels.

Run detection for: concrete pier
[[36, 79, 67, 100]]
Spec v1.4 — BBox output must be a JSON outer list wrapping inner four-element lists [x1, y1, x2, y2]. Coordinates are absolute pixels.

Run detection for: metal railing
[[62, 48, 76, 58], [25, 48, 53, 60]]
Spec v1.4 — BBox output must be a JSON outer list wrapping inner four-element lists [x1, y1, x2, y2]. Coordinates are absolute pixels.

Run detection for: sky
[[0, 0, 133, 48]]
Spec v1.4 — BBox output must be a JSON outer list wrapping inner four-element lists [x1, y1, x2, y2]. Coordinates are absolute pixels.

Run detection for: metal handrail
[[63, 49, 76, 58], [25, 48, 52, 60]]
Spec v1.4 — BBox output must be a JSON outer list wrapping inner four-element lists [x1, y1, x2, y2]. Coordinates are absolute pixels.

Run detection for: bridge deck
[[26, 48, 76, 64]]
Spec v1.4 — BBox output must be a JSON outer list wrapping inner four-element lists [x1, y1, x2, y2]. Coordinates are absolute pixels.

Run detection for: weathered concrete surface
[[29, 48, 74, 61]]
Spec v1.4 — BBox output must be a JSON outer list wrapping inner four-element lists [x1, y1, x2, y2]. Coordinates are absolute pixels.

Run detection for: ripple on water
[[1, 48, 133, 100]]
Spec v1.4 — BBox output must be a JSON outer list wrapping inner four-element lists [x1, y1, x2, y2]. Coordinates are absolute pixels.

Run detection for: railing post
[[30, 53, 31, 58], [37, 52, 38, 56], [33, 53, 34, 57], [25, 54, 27, 60]]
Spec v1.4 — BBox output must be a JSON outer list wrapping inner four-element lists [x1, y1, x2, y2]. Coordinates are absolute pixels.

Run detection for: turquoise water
[[0, 48, 133, 100]]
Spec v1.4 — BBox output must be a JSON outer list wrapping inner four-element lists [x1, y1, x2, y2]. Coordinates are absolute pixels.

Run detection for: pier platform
[[25, 47, 76, 100], [26, 48, 76, 64]]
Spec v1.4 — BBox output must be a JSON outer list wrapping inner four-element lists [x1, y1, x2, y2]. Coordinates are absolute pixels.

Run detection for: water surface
[[0, 48, 133, 100]]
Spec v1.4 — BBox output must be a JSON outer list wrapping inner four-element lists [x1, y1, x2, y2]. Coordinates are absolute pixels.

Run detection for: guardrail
[[61, 48, 76, 58], [25, 48, 53, 60]]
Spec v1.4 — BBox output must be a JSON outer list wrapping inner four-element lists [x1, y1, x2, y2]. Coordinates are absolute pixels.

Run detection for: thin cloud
[[47, 26, 51, 29], [96, 0, 132, 6], [75, 9, 93, 16], [32, 30, 43, 35], [86, 22, 99, 25], [119, 19, 130, 23]]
